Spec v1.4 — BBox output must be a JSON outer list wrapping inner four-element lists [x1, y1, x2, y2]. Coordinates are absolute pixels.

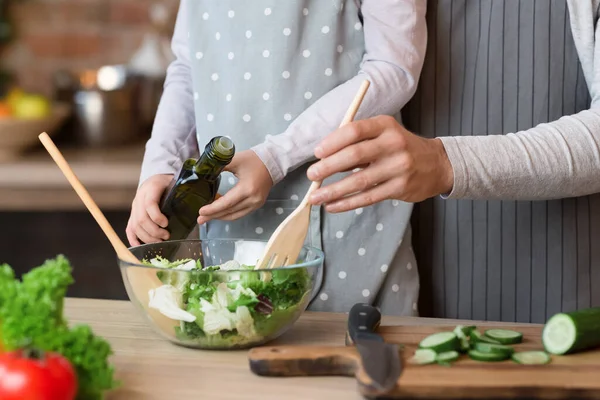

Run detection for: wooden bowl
[[0, 102, 71, 161]]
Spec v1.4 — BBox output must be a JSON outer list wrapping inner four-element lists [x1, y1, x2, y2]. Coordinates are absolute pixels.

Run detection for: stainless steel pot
[[54, 65, 164, 148]]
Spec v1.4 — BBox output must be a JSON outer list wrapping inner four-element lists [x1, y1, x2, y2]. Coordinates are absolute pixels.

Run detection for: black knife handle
[[346, 303, 382, 345]]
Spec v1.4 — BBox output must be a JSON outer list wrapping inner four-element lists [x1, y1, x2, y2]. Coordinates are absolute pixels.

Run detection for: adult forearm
[[440, 108, 600, 200]]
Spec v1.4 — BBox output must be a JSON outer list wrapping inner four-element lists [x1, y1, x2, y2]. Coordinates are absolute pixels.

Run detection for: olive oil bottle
[[160, 136, 235, 241]]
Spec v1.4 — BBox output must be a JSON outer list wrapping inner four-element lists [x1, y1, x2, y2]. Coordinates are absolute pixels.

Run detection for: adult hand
[[126, 174, 173, 246], [197, 150, 273, 224], [306, 115, 454, 213]]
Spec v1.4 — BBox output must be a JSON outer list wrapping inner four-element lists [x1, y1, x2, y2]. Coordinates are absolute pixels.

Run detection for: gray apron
[[404, 0, 598, 323], [187, 0, 419, 315]]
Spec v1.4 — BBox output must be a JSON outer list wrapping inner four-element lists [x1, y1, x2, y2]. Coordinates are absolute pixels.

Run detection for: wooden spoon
[[256, 80, 371, 270], [38, 132, 179, 336]]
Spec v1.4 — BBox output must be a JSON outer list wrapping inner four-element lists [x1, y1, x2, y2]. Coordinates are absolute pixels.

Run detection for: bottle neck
[[193, 136, 235, 179], [193, 152, 228, 179]]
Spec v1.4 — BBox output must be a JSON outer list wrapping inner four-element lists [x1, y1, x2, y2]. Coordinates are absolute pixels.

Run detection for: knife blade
[[346, 303, 403, 393]]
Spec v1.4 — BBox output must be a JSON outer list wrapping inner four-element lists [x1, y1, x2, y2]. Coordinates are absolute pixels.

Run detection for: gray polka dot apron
[[187, 0, 419, 316]]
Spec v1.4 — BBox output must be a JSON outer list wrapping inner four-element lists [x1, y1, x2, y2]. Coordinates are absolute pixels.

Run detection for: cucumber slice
[[469, 329, 501, 345], [473, 342, 515, 356], [512, 351, 551, 365], [468, 349, 510, 362], [409, 349, 437, 365], [436, 350, 460, 364], [543, 307, 600, 355], [453, 325, 472, 353], [419, 332, 460, 353], [484, 329, 523, 344]]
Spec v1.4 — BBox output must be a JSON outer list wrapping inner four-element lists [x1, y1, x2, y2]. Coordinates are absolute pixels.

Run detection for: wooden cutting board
[[249, 324, 600, 399]]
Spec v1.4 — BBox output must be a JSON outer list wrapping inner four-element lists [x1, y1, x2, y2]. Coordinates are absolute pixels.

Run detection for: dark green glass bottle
[[160, 136, 235, 241]]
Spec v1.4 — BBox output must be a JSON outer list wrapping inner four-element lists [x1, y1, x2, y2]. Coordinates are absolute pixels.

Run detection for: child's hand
[[126, 174, 173, 246], [197, 150, 273, 224]]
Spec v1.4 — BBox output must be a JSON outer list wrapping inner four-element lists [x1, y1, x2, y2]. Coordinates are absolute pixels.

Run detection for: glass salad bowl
[[118, 239, 323, 350]]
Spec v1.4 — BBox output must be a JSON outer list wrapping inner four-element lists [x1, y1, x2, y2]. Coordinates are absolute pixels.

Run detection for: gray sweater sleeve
[[251, 0, 428, 184], [139, 0, 198, 186], [440, 107, 600, 200]]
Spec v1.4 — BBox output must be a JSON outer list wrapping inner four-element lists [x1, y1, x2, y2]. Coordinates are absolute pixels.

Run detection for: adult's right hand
[[126, 174, 173, 246]]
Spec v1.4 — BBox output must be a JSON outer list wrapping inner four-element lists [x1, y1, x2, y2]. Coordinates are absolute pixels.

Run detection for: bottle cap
[[207, 136, 235, 164], [214, 136, 234, 155]]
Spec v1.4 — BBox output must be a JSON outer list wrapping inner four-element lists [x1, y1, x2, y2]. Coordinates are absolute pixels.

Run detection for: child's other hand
[[197, 150, 273, 224], [126, 174, 173, 246]]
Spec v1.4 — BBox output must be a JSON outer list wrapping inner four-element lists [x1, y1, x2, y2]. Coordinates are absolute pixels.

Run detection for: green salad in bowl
[[118, 239, 322, 350]]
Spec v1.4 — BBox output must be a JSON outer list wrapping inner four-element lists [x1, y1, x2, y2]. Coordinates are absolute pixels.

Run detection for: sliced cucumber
[[436, 350, 460, 364], [460, 325, 477, 335], [484, 329, 523, 345], [468, 349, 510, 362], [453, 325, 472, 353], [543, 307, 600, 355], [512, 351, 551, 365], [419, 332, 460, 353], [469, 329, 501, 345], [409, 349, 437, 365], [473, 342, 515, 356]]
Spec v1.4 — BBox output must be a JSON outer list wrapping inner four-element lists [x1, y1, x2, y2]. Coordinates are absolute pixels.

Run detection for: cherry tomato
[[0, 348, 77, 400]]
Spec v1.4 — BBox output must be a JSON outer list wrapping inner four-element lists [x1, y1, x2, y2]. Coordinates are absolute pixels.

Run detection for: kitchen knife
[[345, 303, 403, 393]]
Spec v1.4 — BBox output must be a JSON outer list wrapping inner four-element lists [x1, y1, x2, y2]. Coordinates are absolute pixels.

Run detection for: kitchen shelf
[[0, 144, 144, 211]]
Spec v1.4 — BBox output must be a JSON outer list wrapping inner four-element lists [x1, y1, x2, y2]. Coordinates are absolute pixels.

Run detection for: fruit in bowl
[[118, 239, 323, 350], [0, 88, 70, 160], [1, 88, 52, 120]]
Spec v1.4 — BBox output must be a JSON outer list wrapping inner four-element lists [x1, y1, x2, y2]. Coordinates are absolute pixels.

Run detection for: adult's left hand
[[306, 115, 454, 213]]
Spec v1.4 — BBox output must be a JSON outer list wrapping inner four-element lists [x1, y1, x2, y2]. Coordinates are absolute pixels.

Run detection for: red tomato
[[0, 348, 77, 400]]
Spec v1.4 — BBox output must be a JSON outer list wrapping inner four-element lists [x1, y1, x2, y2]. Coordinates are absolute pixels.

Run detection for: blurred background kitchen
[[0, 0, 178, 299]]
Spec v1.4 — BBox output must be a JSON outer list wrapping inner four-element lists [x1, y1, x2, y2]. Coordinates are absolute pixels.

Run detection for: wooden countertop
[[0, 145, 144, 211], [64, 298, 530, 400]]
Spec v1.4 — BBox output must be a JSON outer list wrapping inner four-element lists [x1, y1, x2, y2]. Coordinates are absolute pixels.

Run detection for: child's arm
[[127, 1, 196, 246], [251, 0, 427, 185], [139, 0, 198, 186]]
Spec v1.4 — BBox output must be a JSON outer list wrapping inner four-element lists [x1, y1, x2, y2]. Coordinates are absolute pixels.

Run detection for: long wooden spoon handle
[[304, 79, 371, 198], [38, 132, 138, 264]]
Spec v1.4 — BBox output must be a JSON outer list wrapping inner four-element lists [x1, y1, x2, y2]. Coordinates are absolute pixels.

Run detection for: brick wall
[[1, 0, 178, 96]]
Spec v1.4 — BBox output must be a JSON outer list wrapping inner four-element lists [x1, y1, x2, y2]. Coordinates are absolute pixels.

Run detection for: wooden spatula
[[38, 132, 179, 337], [255, 80, 370, 270]]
